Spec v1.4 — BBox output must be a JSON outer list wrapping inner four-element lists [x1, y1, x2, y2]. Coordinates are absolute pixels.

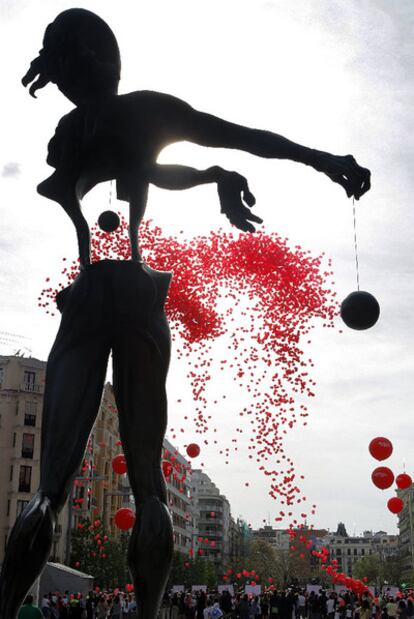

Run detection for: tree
[[168, 551, 217, 587], [353, 554, 382, 584], [70, 517, 130, 588]]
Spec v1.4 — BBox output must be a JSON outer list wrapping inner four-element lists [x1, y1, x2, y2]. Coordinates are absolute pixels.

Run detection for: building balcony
[[19, 383, 43, 394]]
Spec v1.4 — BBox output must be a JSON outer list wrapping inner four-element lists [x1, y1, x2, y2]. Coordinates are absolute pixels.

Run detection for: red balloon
[[186, 443, 200, 458], [369, 437, 393, 461], [112, 454, 127, 475], [126, 584, 134, 592], [371, 467, 394, 490], [114, 507, 136, 530], [210, 511, 216, 518], [387, 497, 404, 514], [396, 473, 412, 490], [162, 460, 173, 477]]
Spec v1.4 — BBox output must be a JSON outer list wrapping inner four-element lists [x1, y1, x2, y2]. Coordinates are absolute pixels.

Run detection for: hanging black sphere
[[98, 210, 120, 232], [340, 290, 380, 330]]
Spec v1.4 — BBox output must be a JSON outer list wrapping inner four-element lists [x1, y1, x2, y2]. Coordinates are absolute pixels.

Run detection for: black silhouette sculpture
[[0, 8, 371, 619]]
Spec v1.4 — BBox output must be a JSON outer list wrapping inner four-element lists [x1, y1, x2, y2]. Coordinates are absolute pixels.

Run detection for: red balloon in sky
[[112, 454, 127, 475], [186, 443, 201, 458], [371, 467, 394, 490], [114, 507, 136, 530], [396, 473, 412, 490], [162, 460, 173, 477], [387, 497, 404, 514], [369, 437, 393, 461]]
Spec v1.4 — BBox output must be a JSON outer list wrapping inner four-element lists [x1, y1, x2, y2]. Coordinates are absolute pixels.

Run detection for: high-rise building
[[397, 485, 414, 582], [191, 469, 231, 575], [163, 438, 193, 555]]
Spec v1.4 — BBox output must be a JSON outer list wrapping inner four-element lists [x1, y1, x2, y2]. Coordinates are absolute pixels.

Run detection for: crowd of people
[[161, 589, 414, 619], [19, 587, 414, 619], [19, 591, 137, 618]]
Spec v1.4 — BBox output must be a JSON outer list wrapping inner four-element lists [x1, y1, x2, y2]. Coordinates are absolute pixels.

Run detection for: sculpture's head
[[22, 8, 121, 105]]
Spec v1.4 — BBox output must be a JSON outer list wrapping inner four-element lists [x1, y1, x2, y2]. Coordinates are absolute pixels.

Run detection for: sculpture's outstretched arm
[[148, 164, 262, 232], [162, 95, 371, 200]]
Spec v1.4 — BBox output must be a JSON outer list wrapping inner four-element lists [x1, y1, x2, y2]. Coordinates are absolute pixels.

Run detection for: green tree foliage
[[168, 551, 217, 587], [353, 553, 403, 586], [353, 554, 382, 584], [70, 517, 130, 588]]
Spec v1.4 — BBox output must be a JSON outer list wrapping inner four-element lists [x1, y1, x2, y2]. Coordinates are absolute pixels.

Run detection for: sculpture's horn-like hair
[[22, 56, 50, 98]]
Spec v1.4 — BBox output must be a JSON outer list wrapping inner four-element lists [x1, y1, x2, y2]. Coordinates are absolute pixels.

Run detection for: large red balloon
[[387, 497, 404, 514], [369, 437, 393, 461], [186, 443, 200, 458], [112, 454, 127, 475], [371, 467, 394, 490], [396, 473, 412, 490], [114, 507, 136, 530]]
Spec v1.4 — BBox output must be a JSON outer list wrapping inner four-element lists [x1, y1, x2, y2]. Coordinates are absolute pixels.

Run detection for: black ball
[[340, 290, 380, 330], [98, 210, 120, 232]]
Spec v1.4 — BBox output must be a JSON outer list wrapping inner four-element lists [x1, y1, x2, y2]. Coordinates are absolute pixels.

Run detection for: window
[[354, 548, 358, 556], [22, 434, 35, 459], [24, 414, 36, 427], [16, 500, 29, 517], [18, 465, 32, 492], [361, 548, 365, 556], [23, 371, 36, 391], [12, 433, 16, 447], [25, 401, 37, 414], [9, 465, 13, 481], [6, 500, 10, 516], [0, 367, 4, 386]]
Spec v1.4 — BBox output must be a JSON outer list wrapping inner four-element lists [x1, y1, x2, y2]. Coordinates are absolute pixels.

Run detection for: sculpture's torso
[[45, 91, 186, 201]]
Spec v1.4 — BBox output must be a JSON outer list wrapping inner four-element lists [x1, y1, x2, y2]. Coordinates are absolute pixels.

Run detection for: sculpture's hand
[[216, 170, 262, 233], [315, 153, 371, 200]]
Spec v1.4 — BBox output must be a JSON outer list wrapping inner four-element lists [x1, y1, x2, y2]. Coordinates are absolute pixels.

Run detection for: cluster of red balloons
[[369, 437, 411, 515], [40, 216, 337, 514]]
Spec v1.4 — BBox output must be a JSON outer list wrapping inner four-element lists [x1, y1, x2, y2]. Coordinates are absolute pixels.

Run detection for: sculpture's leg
[[0, 280, 110, 619], [112, 311, 173, 619]]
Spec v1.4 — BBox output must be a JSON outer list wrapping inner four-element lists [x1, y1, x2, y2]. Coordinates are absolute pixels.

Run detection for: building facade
[[397, 486, 414, 582], [191, 469, 231, 576], [0, 355, 197, 566], [163, 438, 193, 555], [326, 523, 398, 577], [0, 355, 68, 563]]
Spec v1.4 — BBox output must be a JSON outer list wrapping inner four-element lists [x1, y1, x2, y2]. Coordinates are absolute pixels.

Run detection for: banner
[[218, 585, 234, 595], [172, 586, 184, 594], [245, 585, 261, 595], [192, 585, 207, 593], [306, 585, 321, 594]]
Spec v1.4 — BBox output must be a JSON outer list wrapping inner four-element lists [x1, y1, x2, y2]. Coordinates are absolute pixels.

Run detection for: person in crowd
[[110, 594, 121, 619], [96, 596, 109, 619], [220, 591, 233, 618], [19, 595, 43, 619], [249, 596, 260, 619], [237, 595, 251, 619], [204, 599, 214, 619]]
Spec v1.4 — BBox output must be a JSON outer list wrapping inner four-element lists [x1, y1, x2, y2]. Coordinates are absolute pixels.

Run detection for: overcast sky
[[0, 0, 413, 536]]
